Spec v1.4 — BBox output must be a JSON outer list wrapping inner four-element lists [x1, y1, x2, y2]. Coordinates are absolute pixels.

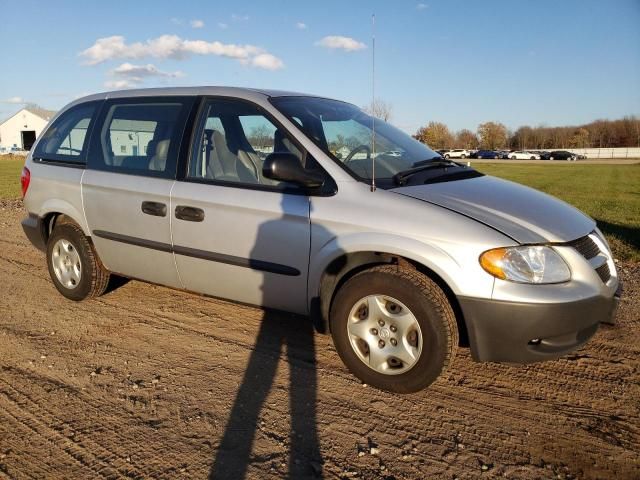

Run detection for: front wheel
[[444, 154, 450, 159], [330, 265, 458, 393], [460, 154, 466, 159], [47, 222, 110, 301]]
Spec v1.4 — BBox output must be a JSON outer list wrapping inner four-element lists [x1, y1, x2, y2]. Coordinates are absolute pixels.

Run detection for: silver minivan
[[20, 87, 621, 393]]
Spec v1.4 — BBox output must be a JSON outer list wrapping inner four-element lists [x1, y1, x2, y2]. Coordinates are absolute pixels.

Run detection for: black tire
[[444, 154, 450, 159], [330, 265, 458, 393], [46, 222, 110, 301]]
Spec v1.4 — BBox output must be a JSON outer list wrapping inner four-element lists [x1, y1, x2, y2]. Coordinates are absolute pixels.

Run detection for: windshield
[[271, 96, 442, 185]]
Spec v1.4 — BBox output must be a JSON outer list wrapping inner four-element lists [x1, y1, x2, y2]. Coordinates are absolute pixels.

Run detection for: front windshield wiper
[[393, 158, 463, 185]]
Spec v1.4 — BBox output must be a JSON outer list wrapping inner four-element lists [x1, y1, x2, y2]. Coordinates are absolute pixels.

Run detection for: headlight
[[480, 246, 570, 284]]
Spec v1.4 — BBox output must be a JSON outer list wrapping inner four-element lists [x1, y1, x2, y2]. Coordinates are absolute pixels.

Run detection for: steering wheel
[[344, 145, 371, 163]]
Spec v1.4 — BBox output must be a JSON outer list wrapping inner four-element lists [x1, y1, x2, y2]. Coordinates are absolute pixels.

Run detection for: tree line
[[412, 116, 640, 150]]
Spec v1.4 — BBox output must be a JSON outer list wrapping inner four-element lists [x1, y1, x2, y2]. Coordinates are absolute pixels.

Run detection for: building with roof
[[0, 106, 57, 152]]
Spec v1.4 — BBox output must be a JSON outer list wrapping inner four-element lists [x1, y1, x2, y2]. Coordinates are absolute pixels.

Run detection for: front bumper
[[459, 284, 621, 363]]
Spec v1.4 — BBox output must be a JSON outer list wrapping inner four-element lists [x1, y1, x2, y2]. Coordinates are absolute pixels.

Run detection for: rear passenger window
[[33, 102, 98, 164], [89, 99, 192, 178]]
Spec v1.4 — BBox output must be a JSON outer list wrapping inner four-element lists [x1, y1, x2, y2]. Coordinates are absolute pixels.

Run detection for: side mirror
[[263, 153, 325, 189]]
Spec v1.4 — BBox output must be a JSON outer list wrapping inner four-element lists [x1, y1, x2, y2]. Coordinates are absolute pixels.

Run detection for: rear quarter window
[[33, 101, 100, 165]]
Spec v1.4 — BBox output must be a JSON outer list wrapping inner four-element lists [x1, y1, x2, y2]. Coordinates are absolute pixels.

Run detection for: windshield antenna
[[370, 13, 376, 192]]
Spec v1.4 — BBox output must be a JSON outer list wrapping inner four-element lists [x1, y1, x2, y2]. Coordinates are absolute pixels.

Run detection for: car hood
[[391, 175, 595, 244]]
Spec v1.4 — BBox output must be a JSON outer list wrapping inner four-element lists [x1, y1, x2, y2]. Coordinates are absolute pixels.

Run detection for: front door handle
[[141, 201, 167, 217], [175, 205, 205, 222]]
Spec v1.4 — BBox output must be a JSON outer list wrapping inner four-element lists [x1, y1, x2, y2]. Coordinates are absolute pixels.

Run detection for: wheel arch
[[38, 199, 90, 244], [309, 235, 468, 344]]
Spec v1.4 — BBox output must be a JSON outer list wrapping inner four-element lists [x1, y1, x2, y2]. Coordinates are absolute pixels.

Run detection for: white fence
[[533, 147, 640, 159]]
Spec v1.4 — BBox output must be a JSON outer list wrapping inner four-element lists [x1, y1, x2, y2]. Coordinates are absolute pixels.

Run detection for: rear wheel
[[550, 156, 555, 160], [330, 265, 458, 393], [460, 154, 466, 159], [444, 154, 450, 159], [46, 222, 110, 301]]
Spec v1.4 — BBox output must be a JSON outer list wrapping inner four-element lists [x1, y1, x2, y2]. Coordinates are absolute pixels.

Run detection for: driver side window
[[188, 99, 304, 188]]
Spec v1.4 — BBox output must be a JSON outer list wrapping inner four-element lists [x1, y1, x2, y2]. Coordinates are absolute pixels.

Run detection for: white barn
[[0, 107, 57, 152]]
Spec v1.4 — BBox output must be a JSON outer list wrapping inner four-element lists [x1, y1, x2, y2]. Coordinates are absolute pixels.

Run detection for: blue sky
[[1, 0, 638, 133]]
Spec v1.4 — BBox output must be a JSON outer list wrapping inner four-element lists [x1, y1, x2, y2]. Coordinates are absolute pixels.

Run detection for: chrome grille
[[568, 234, 600, 260], [595, 263, 611, 283], [567, 232, 612, 284]]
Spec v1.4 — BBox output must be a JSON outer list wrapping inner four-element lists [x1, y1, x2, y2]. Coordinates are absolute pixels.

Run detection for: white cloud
[[250, 53, 284, 71], [80, 35, 284, 70], [104, 63, 185, 89], [416, 3, 428, 9], [112, 63, 184, 78], [315, 36, 366, 52], [218, 22, 228, 29], [190, 19, 204, 29], [104, 79, 138, 89], [2, 96, 25, 104], [231, 14, 249, 21], [296, 22, 307, 30]]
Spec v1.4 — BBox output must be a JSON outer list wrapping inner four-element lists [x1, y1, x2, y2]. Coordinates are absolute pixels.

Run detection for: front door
[[83, 97, 194, 288], [171, 98, 311, 314]]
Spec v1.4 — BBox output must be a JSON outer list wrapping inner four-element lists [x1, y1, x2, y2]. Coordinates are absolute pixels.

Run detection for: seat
[[209, 130, 257, 183], [148, 139, 170, 171], [274, 129, 301, 159]]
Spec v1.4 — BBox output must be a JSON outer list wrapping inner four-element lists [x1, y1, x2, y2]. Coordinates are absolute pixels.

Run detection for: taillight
[[20, 167, 30, 198]]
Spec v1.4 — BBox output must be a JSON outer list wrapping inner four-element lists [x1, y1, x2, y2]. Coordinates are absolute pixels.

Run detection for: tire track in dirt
[[1, 205, 639, 479]]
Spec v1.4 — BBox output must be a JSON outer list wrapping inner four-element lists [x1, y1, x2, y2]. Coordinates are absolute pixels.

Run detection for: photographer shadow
[[209, 195, 328, 479]]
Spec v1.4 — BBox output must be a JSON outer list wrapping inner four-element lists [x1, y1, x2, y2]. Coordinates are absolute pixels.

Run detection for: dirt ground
[[0, 200, 638, 480]]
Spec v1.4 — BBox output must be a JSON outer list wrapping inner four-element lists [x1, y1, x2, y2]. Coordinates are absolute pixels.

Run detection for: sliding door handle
[[175, 205, 205, 222], [141, 201, 167, 217]]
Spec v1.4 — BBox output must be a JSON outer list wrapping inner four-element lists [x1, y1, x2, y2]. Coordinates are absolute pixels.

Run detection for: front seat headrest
[[148, 139, 171, 171]]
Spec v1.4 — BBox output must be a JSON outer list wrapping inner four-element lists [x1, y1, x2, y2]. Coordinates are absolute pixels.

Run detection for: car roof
[[72, 86, 328, 104]]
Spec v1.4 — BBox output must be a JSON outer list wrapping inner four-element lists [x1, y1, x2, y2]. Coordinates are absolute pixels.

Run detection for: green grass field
[[475, 163, 640, 261], [0, 155, 23, 199], [1, 155, 638, 260]]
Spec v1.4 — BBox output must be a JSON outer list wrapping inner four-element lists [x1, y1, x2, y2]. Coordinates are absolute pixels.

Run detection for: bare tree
[[412, 116, 640, 150], [570, 128, 590, 148], [414, 122, 454, 149], [477, 122, 508, 150], [363, 99, 393, 122], [247, 125, 272, 149], [455, 129, 479, 149]]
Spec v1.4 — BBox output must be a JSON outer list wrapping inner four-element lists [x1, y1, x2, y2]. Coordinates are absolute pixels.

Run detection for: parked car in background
[[443, 149, 470, 159], [509, 151, 541, 160], [549, 150, 577, 161], [385, 150, 403, 157], [575, 152, 587, 160], [472, 150, 499, 159], [538, 151, 551, 160]]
